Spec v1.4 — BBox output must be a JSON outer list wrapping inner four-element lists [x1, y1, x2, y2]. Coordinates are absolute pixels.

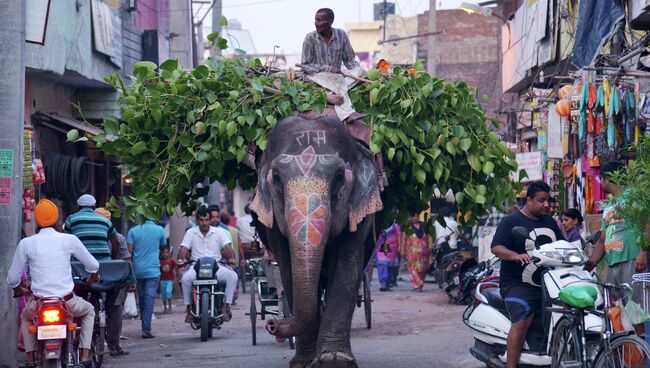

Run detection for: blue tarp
[[572, 0, 625, 68]]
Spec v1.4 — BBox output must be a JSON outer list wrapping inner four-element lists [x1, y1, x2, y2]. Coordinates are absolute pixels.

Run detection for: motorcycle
[[27, 296, 78, 368], [463, 227, 602, 367], [442, 227, 478, 301], [453, 256, 500, 305], [187, 257, 228, 342]]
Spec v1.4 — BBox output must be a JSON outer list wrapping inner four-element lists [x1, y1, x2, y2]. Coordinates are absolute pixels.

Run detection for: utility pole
[[0, 0, 25, 365], [427, 0, 437, 76], [382, 0, 387, 43], [211, 0, 223, 56]]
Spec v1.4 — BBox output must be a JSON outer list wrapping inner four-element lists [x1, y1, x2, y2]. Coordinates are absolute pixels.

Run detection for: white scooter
[[463, 227, 602, 367]]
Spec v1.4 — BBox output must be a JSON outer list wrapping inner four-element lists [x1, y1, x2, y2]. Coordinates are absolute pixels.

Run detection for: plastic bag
[[123, 291, 138, 318], [625, 299, 650, 325], [559, 285, 598, 309]]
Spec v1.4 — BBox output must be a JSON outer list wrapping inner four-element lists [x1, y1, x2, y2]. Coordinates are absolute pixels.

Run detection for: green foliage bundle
[[75, 34, 521, 226], [609, 137, 650, 249]]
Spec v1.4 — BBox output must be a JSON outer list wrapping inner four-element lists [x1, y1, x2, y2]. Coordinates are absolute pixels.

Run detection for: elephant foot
[[290, 354, 315, 368], [311, 351, 358, 368]]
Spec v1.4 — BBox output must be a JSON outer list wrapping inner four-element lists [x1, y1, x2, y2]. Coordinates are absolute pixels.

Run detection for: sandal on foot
[[110, 349, 130, 356]]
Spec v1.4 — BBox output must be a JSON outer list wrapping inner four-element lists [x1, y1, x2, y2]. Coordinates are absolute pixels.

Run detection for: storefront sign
[[513, 151, 543, 182], [0, 149, 13, 177], [0, 177, 11, 205]]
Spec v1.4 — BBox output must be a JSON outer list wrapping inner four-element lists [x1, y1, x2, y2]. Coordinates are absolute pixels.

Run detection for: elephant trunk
[[266, 179, 330, 338]]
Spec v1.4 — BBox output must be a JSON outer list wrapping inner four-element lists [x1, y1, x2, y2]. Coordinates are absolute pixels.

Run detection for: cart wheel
[[250, 279, 257, 345], [363, 272, 371, 329]]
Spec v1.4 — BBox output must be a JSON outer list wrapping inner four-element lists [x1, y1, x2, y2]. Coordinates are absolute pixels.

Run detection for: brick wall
[[417, 9, 501, 114]]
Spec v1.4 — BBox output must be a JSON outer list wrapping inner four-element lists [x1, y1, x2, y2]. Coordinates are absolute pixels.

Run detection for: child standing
[[159, 247, 176, 313]]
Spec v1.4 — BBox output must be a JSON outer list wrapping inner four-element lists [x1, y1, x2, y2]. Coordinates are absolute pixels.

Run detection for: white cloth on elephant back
[[306, 72, 359, 121]]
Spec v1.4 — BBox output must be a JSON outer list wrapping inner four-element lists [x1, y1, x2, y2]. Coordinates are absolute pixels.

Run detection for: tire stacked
[[42, 153, 90, 202]]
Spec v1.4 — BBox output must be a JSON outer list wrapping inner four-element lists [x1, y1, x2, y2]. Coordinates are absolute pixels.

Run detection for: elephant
[[250, 116, 383, 368]]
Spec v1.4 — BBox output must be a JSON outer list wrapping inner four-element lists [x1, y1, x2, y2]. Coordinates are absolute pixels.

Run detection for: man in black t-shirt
[[491, 181, 564, 368]]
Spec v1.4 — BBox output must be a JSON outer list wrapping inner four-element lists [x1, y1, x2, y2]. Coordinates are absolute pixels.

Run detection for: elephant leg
[[313, 219, 371, 368]]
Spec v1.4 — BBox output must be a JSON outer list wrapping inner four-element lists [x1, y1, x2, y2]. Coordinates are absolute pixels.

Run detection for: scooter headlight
[[539, 249, 585, 264]]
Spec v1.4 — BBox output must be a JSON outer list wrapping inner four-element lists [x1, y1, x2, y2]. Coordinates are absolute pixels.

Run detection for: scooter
[[463, 227, 602, 367]]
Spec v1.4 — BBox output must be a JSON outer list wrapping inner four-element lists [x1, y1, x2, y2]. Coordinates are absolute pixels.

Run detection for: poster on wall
[[0, 177, 11, 205], [513, 151, 543, 182], [25, 0, 52, 45], [91, 0, 116, 57], [547, 103, 563, 158]]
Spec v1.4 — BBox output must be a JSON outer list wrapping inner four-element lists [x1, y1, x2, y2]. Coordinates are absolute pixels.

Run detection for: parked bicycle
[[551, 276, 650, 368]]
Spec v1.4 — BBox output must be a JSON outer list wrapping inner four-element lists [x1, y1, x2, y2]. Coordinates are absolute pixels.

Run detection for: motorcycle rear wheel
[[40, 358, 60, 368], [200, 292, 210, 342]]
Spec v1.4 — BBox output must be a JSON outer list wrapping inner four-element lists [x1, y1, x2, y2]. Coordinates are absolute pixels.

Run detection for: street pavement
[[101, 276, 482, 368]]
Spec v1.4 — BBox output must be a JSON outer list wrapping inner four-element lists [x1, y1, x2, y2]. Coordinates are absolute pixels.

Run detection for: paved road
[[101, 277, 482, 368]]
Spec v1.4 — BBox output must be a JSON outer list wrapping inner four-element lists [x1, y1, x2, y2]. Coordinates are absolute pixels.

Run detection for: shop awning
[[33, 112, 103, 136]]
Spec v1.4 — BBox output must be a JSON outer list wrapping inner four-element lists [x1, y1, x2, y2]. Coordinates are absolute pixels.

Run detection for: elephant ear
[[348, 144, 383, 232], [250, 161, 274, 228]]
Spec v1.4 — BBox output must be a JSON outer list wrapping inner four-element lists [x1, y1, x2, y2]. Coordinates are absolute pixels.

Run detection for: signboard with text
[[513, 151, 543, 182]]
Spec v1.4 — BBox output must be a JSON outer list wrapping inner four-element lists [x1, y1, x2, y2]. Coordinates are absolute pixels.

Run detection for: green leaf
[[66, 129, 79, 142], [159, 59, 178, 72], [387, 147, 396, 160], [196, 151, 209, 161], [482, 161, 495, 175], [370, 88, 380, 105], [468, 155, 481, 172], [415, 170, 426, 184], [220, 16, 228, 27], [459, 138, 472, 151], [367, 69, 380, 81], [475, 194, 486, 204], [445, 141, 456, 155], [132, 141, 147, 154], [134, 61, 157, 71]]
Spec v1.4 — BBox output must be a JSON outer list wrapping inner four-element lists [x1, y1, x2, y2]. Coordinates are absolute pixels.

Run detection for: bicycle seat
[[483, 287, 509, 317]]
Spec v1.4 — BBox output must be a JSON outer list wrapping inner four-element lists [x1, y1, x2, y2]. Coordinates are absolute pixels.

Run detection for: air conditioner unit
[[629, 0, 650, 30]]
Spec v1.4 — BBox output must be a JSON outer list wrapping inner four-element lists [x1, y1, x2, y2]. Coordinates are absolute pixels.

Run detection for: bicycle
[[550, 277, 650, 368]]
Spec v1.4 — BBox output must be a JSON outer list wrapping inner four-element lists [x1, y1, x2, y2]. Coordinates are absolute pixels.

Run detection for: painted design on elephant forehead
[[278, 146, 339, 176], [289, 193, 328, 246], [294, 130, 327, 147]]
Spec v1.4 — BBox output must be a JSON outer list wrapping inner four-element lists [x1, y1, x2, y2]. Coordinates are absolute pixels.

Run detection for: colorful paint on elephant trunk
[[286, 177, 330, 247]]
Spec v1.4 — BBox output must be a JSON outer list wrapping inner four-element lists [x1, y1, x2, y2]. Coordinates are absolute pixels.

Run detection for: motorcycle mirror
[[511, 226, 529, 240], [586, 231, 600, 244]]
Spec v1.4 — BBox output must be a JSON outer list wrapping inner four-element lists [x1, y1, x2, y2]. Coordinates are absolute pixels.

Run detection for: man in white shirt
[[178, 206, 239, 323], [434, 205, 460, 249], [7, 199, 100, 367]]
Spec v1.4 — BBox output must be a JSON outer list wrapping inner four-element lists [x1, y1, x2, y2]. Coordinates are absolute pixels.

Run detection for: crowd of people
[[5, 193, 259, 366]]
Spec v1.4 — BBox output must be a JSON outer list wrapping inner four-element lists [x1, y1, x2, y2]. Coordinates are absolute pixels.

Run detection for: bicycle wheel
[[250, 280, 257, 346], [550, 318, 580, 368], [363, 272, 371, 329], [593, 335, 650, 368]]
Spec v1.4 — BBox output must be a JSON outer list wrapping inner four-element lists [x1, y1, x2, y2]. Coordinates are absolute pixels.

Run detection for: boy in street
[[159, 247, 176, 314]]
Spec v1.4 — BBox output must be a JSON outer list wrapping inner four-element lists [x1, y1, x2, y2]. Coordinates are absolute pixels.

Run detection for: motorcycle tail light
[[42, 309, 62, 324], [68, 323, 77, 331]]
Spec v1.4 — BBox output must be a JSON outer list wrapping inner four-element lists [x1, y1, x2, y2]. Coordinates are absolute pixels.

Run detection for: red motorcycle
[[27, 295, 78, 368]]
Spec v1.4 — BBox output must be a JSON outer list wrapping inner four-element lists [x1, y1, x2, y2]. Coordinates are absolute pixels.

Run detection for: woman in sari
[[400, 214, 433, 292]]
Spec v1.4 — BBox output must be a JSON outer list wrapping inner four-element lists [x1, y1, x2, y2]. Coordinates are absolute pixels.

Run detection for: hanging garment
[[607, 86, 620, 147], [624, 89, 635, 145], [572, 0, 625, 68]]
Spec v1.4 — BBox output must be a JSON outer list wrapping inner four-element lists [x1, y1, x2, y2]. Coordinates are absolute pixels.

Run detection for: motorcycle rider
[[178, 206, 239, 323], [490, 181, 564, 368], [7, 199, 100, 367]]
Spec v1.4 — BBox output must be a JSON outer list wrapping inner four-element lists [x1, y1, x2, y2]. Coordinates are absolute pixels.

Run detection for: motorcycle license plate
[[453, 276, 460, 285], [38, 325, 66, 340], [193, 279, 218, 285]]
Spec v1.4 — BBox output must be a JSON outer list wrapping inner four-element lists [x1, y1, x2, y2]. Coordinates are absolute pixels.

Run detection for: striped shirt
[[301, 28, 359, 74], [64, 208, 117, 260]]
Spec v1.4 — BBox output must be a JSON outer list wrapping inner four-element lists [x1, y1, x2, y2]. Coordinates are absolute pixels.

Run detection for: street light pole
[[0, 0, 25, 364]]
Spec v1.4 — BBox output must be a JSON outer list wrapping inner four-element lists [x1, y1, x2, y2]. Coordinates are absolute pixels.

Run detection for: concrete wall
[[168, 0, 193, 68], [25, 0, 120, 86]]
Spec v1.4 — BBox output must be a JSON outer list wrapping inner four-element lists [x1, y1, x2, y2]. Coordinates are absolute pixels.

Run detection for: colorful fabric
[[601, 192, 642, 266], [64, 208, 117, 260], [404, 224, 431, 289], [375, 223, 400, 265]]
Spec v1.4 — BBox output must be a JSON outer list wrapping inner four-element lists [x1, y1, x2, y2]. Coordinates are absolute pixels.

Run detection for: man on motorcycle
[[178, 206, 239, 323], [490, 181, 565, 368], [7, 199, 100, 367]]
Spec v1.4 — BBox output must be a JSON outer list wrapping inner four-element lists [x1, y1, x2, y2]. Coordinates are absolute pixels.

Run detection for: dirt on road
[[101, 278, 482, 368]]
